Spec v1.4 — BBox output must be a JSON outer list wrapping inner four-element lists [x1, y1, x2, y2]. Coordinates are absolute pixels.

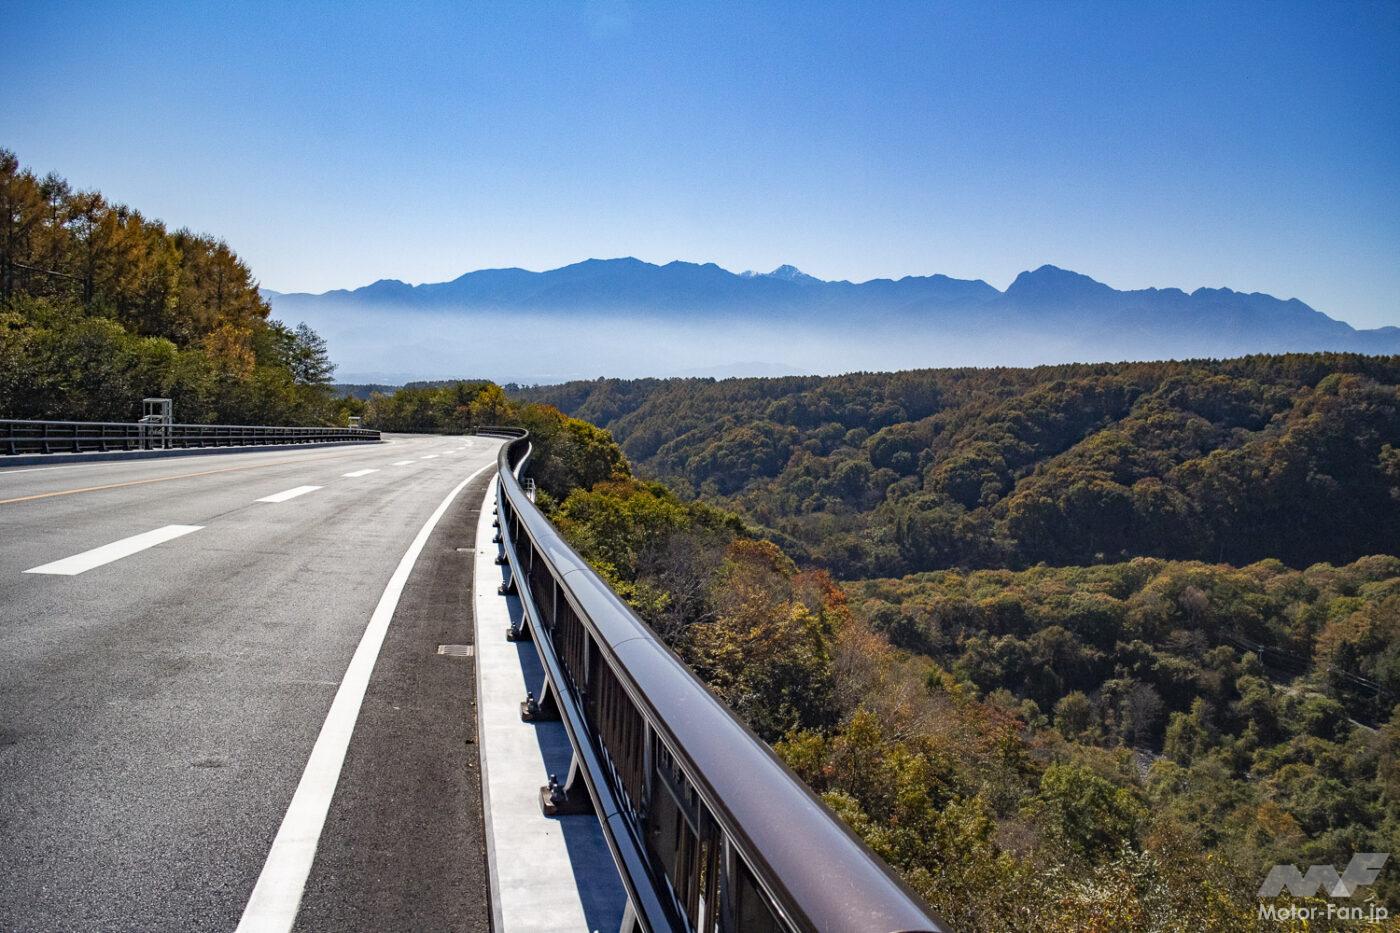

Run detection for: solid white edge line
[[234, 462, 492, 933], [0, 464, 77, 476], [256, 485, 323, 503], [23, 524, 203, 575]]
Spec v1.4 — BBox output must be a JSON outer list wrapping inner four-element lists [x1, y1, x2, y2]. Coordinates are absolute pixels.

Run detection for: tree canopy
[[0, 151, 342, 424], [516, 356, 1400, 577]]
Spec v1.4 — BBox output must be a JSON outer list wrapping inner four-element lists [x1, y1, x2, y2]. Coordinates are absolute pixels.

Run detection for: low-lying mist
[[274, 303, 1121, 385]]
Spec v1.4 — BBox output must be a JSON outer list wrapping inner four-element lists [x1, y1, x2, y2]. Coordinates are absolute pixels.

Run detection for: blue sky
[[3, 0, 1398, 327]]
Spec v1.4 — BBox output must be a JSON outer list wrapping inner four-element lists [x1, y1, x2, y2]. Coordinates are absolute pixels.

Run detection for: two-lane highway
[[0, 435, 499, 931]]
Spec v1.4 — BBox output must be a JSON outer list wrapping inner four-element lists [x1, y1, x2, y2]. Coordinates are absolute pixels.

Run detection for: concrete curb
[[0, 440, 383, 468]]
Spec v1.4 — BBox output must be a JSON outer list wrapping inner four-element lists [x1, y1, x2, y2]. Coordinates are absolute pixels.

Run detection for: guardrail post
[[716, 838, 739, 933], [520, 680, 560, 722], [540, 755, 594, 817], [497, 567, 516, 596]]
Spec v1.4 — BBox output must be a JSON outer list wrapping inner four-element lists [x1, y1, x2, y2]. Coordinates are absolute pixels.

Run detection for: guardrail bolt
[[539, 770, 593, 816], [521, 687, 560, 722]]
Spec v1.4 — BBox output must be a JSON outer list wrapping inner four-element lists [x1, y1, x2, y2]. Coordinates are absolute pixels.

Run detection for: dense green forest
[[0, 151, 344, 424], [515, 357, 1400, 578]]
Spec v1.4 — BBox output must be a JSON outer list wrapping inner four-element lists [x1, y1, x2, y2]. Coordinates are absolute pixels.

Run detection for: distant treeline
[[515, 355, 1400, 576], [335, 379, 504, 402], [359, 380, 502, 433], [0, 151, 344, 425], [333, 383, 399, 401]]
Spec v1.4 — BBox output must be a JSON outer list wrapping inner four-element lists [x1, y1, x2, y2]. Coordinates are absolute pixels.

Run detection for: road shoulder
[[292, 467, 494, 933]]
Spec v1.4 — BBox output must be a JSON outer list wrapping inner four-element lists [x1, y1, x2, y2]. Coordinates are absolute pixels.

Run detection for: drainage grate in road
[[437, 644, 475, 657]]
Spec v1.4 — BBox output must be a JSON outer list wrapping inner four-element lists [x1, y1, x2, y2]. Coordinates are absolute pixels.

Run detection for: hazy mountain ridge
[[262, 259, 1400, 381], [263, 258, 1387, 328], [265, 257, 1008, 318]]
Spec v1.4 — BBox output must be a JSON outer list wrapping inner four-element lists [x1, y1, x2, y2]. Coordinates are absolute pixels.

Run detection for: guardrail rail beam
[[1, 419, 381, 456]]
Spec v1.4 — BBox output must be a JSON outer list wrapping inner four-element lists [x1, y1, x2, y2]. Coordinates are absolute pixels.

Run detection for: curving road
[[0, 435, 500, 931]]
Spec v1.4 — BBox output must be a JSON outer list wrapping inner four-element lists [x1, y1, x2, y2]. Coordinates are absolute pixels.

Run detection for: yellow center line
[[0, 449, 380, 507]]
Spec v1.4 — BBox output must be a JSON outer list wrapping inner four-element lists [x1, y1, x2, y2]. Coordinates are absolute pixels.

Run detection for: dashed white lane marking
[[256, 485, 322, 503], [235, 462, 493, 933], [342, 469, 378, 478], [419, 454, 438, 460], [392, 460, 415, 466], [24, 525, 203, 576]]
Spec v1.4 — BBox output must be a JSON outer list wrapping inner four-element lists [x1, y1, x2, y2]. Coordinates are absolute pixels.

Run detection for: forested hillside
[[0, 151, 342, 424], [515, 355, 1400, 577]]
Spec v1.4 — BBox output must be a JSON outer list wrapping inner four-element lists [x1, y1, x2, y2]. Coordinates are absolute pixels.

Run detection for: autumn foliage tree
[[0, 151, 337, 424]]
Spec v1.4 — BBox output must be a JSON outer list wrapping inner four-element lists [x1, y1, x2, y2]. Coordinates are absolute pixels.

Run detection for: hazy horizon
[[263, 257, 1400, 385]]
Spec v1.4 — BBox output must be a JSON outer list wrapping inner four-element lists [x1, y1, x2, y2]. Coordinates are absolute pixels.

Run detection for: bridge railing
[[1, 418, 380, 455], [482, 427, 947, 933]]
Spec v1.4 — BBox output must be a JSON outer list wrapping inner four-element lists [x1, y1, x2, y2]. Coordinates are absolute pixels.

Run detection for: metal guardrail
[[482, 427, 947, 933], [1, 419, 380, 455]]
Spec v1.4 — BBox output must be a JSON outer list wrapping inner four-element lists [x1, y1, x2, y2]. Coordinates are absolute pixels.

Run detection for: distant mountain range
[[265, 257, 1009, 319], [262, 259, 1400, 381]]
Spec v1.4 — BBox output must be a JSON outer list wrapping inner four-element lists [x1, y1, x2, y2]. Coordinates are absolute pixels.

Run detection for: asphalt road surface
[[0, 434, 500, 932]]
